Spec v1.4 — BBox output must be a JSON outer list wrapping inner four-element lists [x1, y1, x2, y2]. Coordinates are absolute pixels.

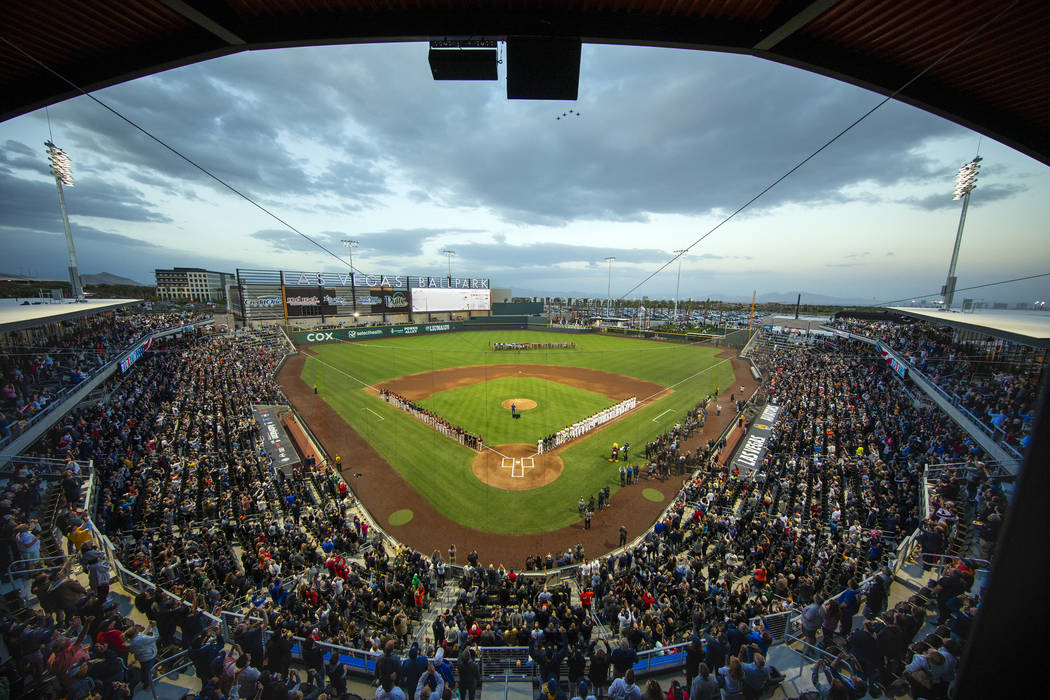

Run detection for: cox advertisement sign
[[292, 322, 461, 344]]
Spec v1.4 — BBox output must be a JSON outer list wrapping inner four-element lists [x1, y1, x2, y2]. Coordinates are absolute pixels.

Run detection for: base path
[[376, 364, 664, 403], [278, 348, 760, 566]]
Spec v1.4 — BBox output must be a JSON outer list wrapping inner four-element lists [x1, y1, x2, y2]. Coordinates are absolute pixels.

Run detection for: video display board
[[411, 287, 491, 313]]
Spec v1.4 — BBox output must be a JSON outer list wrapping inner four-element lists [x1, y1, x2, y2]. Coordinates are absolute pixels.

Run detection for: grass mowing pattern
[[301, 331, 735, 533], [416, 376, 614, 445]]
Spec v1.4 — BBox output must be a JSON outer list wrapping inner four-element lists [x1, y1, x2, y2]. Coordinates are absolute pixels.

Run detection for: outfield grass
[[305, 330, 719, 387], [300, 330, 736, 533], [417, 376, 614, 445]]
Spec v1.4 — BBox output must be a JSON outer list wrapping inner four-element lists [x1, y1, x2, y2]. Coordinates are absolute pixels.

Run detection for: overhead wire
[[0, 34, 353, 272], [616, 0, 1023, 301], [874, 272, 1050, 307]]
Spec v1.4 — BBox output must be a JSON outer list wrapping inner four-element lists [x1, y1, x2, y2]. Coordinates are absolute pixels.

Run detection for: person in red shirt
[[96, 620, 130, 660]]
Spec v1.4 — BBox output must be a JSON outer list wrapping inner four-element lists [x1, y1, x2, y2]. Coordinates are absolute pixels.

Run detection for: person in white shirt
[[124, 623, 160, 688]]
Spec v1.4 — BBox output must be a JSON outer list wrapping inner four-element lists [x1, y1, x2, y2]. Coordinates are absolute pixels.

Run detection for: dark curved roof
[[2, 0, 1047, 164]]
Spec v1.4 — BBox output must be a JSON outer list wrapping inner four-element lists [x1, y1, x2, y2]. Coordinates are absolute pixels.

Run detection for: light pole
[[341, 239, 359, 314], [45, 141, 83, 301], [942, 156, 982, 310], [442, 249, 456, 279], [341, 239, 358, 272], [604, 257, 615, 315], [673, 249, 688, 324]]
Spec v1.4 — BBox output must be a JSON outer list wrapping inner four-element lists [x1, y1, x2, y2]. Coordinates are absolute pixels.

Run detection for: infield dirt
[[375, 364, 665, 403]]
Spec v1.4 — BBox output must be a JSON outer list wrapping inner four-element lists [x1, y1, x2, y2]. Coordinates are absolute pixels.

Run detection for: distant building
[[155, 267, 234, 303]]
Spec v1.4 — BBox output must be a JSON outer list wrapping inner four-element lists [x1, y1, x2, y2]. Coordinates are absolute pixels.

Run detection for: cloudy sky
[[1, 42, 1047, 304]]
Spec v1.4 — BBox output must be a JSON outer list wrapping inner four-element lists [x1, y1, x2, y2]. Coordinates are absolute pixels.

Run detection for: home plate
[[501, 457, 535, 478]]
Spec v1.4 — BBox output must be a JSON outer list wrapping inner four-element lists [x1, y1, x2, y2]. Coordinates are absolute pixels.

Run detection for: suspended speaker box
[[507, 37, 581, 100], [429, 45, 498, 81]]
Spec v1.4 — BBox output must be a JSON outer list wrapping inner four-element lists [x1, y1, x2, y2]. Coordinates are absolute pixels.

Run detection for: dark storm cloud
[[51, 55, 391, 205], [35, 43, 1031, 232], [0, 165, 170, 229], [346, 46, 973, 225], [1, 140, 51, 176], [898, 183, 1027, 211]]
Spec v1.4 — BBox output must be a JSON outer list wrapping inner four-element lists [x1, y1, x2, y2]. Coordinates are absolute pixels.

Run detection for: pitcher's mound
[[473, 443, 563, 491], [501, 398, 537, 410]]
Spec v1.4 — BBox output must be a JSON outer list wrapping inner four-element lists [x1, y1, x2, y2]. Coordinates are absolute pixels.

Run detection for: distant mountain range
[[81, 272, 150, 286], [0, 271, 150, 286]]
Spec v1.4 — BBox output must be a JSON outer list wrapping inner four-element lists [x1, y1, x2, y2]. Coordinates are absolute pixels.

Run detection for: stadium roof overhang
[[889, 306, 1050, 349], [1, 0, 1047, 165], [0, 299, 140, 334]]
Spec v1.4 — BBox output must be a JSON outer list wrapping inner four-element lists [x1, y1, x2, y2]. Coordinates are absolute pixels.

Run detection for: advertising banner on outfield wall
[[290, 322, 462, 344], [730, 403, 781, 480]]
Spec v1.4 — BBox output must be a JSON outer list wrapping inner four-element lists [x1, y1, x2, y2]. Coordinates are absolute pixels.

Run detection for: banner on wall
[[290, 322, 460, 344], [730, 403, 781, 480], [877, 343, 909, 379]]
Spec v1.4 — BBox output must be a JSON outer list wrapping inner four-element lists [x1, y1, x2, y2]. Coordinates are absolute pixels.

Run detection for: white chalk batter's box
[[500, 457, 535, 478]]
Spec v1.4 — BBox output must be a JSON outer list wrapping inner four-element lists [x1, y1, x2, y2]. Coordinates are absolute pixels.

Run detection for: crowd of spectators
[[0, 311, 208, 441], [831, 318, 1042, 450], [0, 323, 1003, 700]]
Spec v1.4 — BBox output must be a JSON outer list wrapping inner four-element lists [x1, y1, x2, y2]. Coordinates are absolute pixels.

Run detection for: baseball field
[[294, 329, 736, 535]]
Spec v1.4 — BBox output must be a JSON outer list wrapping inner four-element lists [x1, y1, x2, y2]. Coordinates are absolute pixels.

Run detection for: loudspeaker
[[507, 37, 581, 100], [429, 47, 498, 81]]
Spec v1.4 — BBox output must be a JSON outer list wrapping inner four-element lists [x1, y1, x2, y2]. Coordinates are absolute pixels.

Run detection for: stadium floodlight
[[442, 249, 456, 278], [45, 140, 83, 301], [673, 249, 688, 323], [952, 157, 981, 200], [46, 141, 74, 186], [942, 156, 982, 311], [341, 239, 358, 272], [605, 256, 616, 312]]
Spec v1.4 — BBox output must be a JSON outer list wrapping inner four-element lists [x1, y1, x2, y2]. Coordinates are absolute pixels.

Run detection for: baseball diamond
[[280, 329, 751, 561]]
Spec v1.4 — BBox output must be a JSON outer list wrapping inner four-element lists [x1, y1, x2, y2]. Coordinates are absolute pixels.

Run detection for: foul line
[[363, 407, 385, 421], [639, 358, 731, 405], [308, 355, 370, 388], [485, 444, 511, 460], [652, 409, 674, 422]]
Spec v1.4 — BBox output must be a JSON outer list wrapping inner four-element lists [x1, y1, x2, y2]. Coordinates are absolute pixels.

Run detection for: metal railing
[[782, 633, 855, 679], [5, 552, 72, 583], [149, 649, 195, 700], [918, 553, 992, 573]]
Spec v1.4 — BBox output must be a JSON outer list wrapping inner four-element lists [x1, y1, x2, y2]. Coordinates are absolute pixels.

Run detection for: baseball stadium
[[0, 3, 1047, 700]]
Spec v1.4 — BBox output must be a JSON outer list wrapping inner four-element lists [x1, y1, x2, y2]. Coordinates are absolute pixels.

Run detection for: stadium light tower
[[341, 239, 358, 273], [45, 140, 83, 301], [673, 249, 688, 323], [604, 256, 615, 313], [442, 249, 456, 279], [941, 156, 982, 310]]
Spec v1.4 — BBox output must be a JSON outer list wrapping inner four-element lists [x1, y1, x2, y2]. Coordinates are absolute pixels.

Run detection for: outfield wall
[[286, 319, 753, 347], [288, 321, 462, 344]]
